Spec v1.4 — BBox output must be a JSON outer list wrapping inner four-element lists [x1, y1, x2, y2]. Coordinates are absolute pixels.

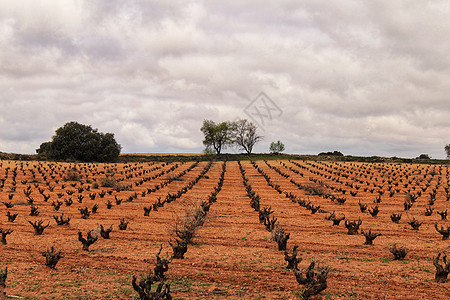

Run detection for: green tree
[[200, 120, 234, 154], [269, 140, 285, 154], [445, 144, 450, 158], [36, 122, 121, 162], [233, 119, 263, 155], [36, 142, 52, 155], [417, 154, 431, 160]]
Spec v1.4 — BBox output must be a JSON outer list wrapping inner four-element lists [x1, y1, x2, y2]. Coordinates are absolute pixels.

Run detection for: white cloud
[[0, 0, 449, 158]]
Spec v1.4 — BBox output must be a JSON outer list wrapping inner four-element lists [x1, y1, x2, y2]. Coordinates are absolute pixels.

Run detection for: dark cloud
[[0, 0, 449, 158]]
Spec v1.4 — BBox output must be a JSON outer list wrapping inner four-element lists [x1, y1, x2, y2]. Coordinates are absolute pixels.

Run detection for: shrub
[[99, 177, 117, 188], [64, 168, 81, 181]]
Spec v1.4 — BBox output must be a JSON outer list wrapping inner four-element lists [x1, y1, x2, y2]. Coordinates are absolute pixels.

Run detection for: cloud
[[0, 0, 449, 158]]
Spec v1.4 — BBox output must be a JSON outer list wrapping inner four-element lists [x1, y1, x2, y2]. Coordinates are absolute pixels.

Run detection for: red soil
[[0, 159, 449, 299]]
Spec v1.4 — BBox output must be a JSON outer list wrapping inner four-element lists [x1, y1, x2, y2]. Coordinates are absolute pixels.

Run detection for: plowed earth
[[0, 159, 449, 299]]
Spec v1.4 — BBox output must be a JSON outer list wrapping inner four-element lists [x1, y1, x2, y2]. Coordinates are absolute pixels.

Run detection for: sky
[[1, 0, 449, 158]]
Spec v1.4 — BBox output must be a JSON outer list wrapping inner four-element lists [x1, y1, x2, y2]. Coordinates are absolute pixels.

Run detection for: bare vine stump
[[29, 205, 39, 216], [437, 210, 447, 220], [294, 261, 330, 299], [64, 198, 73, 206], [119, 217, 129, 230], [106, 200, 113, 209], [6, 212, 17, 223], [335, 196, 346, 204], [358, 201, 367, 213], [132, 274, 171, 300], [92, 204, 98, 214], [433, 252, 450, 283], [169, 239, 187, 259], [79, 207, 91, 219], [2, 202, 13, 208], [191, 209, 207, 227], [1, 229, 13, 245], [28, 220, 49, 235], [374, 195, 382, 203], [404, 200, 413, 211], [389, 244, 408, 260], [307, 203, 320, 214], [100, 225, 113, 239], [51, 200, 63, 211], [78, 230, 98, 251], [407, 218, 423, 230], [153, 245, 172, 281], [271, 225, 290, 251], [390, 213, 402, 223], [0, 268, 7, 298], [200, 200, 211, 212], [434, 223, 450, 240], [250, 195, 260, 211], [285, 245, 302, 270], [175, 224, 195, 245], [264, 216, 277, 232], [143, 206, 151, 216], [345, 218, 362, 235], [258, 206, 274, 223], [368, 205, 379, 217], [53, 214, 71, 226], [42, 246, 64, 269], [361, 229, 382, 245], [425, 207, 433, 216], [326, 211, 345, 225]]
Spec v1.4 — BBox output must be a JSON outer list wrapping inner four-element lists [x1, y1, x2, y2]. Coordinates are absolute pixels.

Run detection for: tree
[[445, 144, 450, 159], [318, 151, 343, 157], [233, 119, 263, 155], [36, 121, 121, 162], [270, 140, 285, 154], [200, 120, 234, 154], [417, 154, 431, 160]]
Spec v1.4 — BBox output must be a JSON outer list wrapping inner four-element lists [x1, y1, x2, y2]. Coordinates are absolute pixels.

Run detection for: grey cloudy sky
[[1, 0, 449, 158]]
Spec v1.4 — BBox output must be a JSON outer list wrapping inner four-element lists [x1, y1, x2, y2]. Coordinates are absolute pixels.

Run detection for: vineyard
[[1, 159, 449, 299]]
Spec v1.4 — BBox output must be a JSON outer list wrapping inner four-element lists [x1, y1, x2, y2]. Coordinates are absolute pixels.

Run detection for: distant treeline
[[0, 152, 37, 161], [1, 151, 448, 165], [318, 151, 344, 157]]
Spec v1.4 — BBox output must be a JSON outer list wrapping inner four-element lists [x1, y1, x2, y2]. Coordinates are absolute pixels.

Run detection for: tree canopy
[[233, 119, 263, 155], [200, 120, 235, 154], [201, 119, 263, 155], [445, 144, 450, 159], [269, 140, 285, 154], [36, 122, 121, 162]]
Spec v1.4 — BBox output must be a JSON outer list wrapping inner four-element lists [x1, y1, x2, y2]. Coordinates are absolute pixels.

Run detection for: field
[[1, 159, 449, 299]]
